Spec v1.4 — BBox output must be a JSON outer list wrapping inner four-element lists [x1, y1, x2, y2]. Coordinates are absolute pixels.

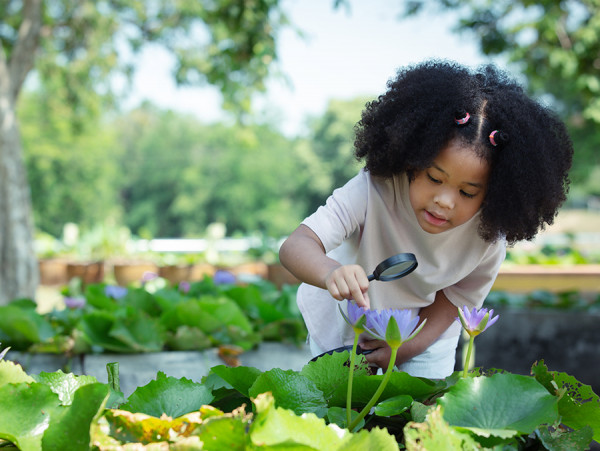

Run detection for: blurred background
[[2, 0, 600, 305]]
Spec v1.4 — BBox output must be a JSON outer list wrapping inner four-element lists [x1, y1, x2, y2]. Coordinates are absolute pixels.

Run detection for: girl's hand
[[360, 339, 392, 371], [325, 264, 370, 309]]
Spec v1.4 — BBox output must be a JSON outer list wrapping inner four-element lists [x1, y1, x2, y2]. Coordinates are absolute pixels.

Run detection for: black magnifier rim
[[370, 252, 417, 281]]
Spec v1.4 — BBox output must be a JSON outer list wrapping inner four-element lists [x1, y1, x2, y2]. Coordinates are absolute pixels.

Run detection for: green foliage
[[0, 278, 306, 354], [0, 349, 599, 449]]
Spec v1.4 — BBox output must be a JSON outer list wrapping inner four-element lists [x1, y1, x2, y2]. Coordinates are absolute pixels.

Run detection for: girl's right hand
[[324, 265, 371, 309]]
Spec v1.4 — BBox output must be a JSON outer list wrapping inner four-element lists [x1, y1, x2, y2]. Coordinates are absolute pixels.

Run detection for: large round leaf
[[438, 373, 558, 438], [249, 368, 327, 416], [120, 371, 214, 418]]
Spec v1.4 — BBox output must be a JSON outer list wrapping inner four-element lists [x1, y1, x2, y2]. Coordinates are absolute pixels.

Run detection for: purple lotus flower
[[365, 308, 421, 346], [339, 300, 368, 332], [0, 344, 9, 361], [141, 271, 159, 283], [104, 285, 128, 299], [64, 296, 86, 309], [178, 281, 191, 293], [456, 306, 499, 337], [214, 270, 236, 285]]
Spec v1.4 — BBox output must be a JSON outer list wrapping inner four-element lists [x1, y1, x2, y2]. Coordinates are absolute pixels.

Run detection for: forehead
[[432, 141, 490, 184]]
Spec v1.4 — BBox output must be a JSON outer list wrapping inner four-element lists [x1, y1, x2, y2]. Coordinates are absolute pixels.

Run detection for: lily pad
[[249, 368, 327, 416], [120, 371, 213, 418], [209, 365, 263, 397], [34, 370, 98, 405], [0, 359, 35, 386], [0, 382, 61, 451], [42, 383, 109, 451], [300, 350, 369, 401], [438, 373, 558, 439]]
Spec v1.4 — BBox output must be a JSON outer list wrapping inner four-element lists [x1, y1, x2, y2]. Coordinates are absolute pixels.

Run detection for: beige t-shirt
[[298, 169, 506, 353]]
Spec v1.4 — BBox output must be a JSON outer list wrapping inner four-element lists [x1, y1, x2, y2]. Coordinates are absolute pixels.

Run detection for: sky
[[125, 0, 499, 136]]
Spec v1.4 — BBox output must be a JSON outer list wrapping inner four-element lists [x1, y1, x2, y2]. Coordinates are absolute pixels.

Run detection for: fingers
[[362, 342, 392, 371], [325, 265, 370, 308]]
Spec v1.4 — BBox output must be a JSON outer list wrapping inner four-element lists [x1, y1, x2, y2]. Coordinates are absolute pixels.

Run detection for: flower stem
[[463, 335, 475, 378], [346, 334, 360, 426], [348, 346, 398, 432]]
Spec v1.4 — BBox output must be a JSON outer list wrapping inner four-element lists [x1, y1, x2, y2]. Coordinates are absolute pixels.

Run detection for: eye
[[460, 190, 476, 199], [427, 173, 441, 184]]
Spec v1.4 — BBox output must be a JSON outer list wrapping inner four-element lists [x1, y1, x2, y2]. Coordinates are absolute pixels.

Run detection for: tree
[[298, 97, 367, 215], [115, 104, 307, 238], [405, 0, 600, 184], [0, 0, 286, 304]]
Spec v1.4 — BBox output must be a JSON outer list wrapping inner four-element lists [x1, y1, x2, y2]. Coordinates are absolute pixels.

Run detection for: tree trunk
[[0, 97, 39, 305], [0, 0, 42, 304]]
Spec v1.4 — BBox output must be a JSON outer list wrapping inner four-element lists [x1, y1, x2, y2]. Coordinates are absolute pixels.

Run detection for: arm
[[360, 290, 457, 370], [279, 224, 371, 308]]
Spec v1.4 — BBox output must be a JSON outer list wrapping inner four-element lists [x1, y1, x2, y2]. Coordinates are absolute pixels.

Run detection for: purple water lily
[[456, 306, 500, 377], [178, 281, 191, 293], [339, 300, 368, 333], [0, 344, 9, 361], [456, 306, 499, 337], [214, 270, 236, 285], [64, 296, 86, 309], [365, 308, 421, 343], [104, 285, 128, 299], [141, 271, 159, 283]]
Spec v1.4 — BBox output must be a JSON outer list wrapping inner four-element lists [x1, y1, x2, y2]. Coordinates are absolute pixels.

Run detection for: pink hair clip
[[455, 112, 470, 125], [489, 130, 499, 147]]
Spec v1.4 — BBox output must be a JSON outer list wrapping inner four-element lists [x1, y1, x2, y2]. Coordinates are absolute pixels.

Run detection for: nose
[[433, 188, 455, 210]]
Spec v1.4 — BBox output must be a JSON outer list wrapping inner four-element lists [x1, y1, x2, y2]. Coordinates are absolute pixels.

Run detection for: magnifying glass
[[367, 252, 417, 282], [309, 252, 417, 362]]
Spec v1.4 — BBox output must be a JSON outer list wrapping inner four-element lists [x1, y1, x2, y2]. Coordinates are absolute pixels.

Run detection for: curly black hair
[[354, 60, 573, 243]]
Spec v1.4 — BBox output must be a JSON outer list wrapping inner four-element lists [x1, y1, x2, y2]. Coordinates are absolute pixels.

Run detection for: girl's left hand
[[360, 339, 393, 371]]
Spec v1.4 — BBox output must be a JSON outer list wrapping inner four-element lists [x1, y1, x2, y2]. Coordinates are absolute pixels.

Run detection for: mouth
[[424, 210, 449, 226]]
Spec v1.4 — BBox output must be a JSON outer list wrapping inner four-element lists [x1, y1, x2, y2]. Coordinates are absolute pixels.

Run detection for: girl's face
[[409, 140, 490, 234]]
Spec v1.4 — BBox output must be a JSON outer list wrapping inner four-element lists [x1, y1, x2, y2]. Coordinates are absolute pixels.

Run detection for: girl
[[279, 60, 573, 379]]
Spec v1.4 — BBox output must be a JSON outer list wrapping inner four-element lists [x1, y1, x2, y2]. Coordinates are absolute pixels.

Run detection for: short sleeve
[[301, 170, 369, 253], [443, 239, 506, 309]]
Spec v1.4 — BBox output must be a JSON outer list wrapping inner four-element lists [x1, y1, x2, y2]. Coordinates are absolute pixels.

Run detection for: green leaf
[[326, 406, 364, 430], [250, 392, 346, 449], [196, 412, 249, 450], [0, 382, 61, 451], [300, 350, 369, 402], [223, 284, 286, 323], [537, 425, 594, 451], [77, 311, 131, 353], [249, 368, 328, 416], [438, 373, 559, 439], [42, 383, 109, 451], [108, 307, 166, 352], [373, 394, 413, 417], [105, 362, 125, 409], [0, 304, 56, 349], [339, 426, 402, 450], [330, 370, 442, 408], [209, 365, 263, 397], [34, 370, 98, 405], [102, 408, 212, 445], [553, 373, 600, 444], [166, 325, 212, 350], [404, 405, 481, 450], [0, 359, 35, 386], [198, 296, 255, 334], [120, 371, 214, 418], [83, 284, 119, 311]]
